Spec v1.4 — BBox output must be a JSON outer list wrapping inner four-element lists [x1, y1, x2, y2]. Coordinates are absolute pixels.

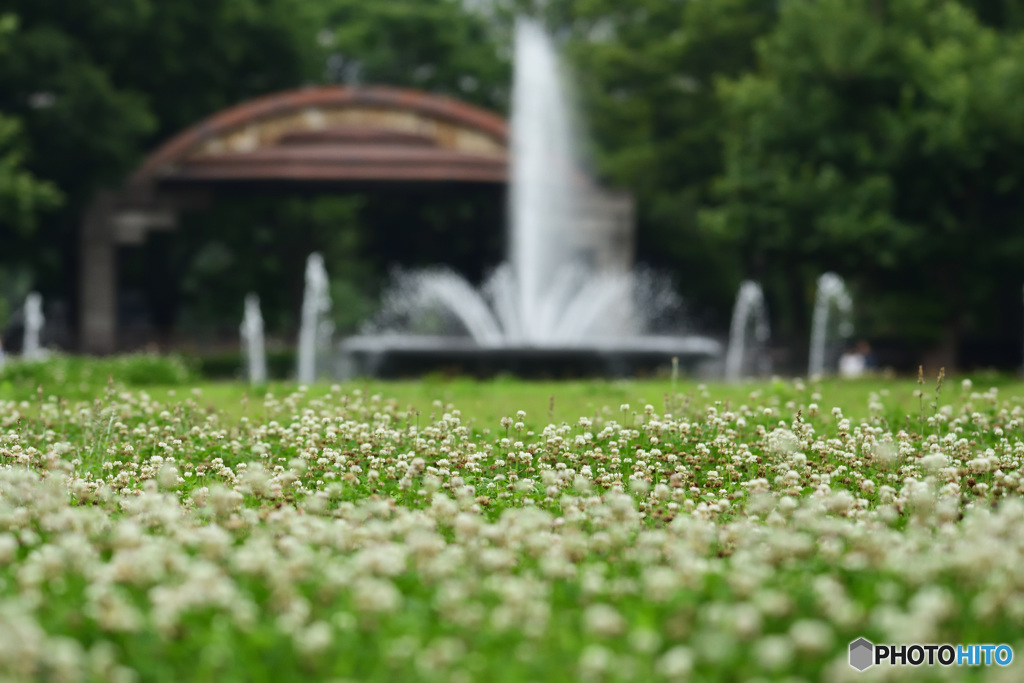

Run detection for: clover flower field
[[1, 377, 1023, 681]]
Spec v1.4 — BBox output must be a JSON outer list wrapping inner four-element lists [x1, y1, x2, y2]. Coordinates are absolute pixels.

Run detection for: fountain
[[297, 253, 333, 384], [808, 272, 853, 377], [22, 292, 46, 361], [338, 18, 720, 378], [724, 281, 771, 381], [240, 293, 267, 384]]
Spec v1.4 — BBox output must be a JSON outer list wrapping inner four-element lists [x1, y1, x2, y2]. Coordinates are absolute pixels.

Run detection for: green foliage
[[0, 0, 321, 298], [0, 354, 197, 398], [319, 0, 510, 110], [185, 349, 297, 381], [170, 196, 372, 334], [705, 0, 1024, 350], [0, 14, 60, 244]]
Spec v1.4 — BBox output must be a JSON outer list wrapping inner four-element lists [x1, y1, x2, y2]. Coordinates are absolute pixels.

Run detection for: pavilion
[[79, 85, 632, 353]]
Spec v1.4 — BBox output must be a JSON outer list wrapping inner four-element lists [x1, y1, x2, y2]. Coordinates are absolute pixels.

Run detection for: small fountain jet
[[808, 273, 853, 377], [724, 281, 771, 381], [297, 254, 333, 383], [241, 293, 267, 384]]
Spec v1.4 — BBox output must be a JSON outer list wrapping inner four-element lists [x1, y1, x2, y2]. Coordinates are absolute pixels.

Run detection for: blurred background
[[2, 0, 1023, 374]]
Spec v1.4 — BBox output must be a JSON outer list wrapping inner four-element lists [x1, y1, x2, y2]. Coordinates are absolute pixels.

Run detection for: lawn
[[1, 358, 1024, 681]]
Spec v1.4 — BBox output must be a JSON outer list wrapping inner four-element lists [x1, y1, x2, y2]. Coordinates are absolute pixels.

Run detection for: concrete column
[[80, 193, 117, 354]]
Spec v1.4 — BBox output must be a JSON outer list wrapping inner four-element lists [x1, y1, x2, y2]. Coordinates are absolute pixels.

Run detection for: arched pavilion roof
[[130, 85, 509, 187]]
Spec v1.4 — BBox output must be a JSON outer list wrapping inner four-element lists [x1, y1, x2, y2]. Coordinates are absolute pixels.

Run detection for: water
[[370, 264, 647, 346], [808, 272, 853, 377], [363, 19, 714, 353], [240, 293, 267, 384], [22, 292, 46, 361], [297, 253, 333, 383], [724, 281, 770, 381], [510, 17, 583, 343]]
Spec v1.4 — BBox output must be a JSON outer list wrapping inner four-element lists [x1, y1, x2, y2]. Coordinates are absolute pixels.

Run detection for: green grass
[[2, 362, 1024, 681], [12, 372, 1022, 427]]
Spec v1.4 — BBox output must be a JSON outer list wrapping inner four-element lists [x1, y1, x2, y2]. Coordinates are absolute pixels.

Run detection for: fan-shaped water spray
[[241, 293, 267, 384], [510, 17, 584, 342], [297, 253, 333, 383], [358, 19, 716, 360], [808, 273, 853, 377], [369, 263, 649, 346], [724, 282, 771, 381]]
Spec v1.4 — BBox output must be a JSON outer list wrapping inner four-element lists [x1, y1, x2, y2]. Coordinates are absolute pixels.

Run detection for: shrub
[[0, 353, 197, 397]]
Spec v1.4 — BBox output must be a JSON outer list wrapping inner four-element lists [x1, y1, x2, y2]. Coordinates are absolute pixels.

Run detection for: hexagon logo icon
[[849, 638, 874, 671]]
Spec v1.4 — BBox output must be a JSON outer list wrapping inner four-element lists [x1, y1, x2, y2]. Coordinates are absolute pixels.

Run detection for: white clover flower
[[655, 646, 693, 680], [583, 603, 625, 638], [968, 456, 994, 473], [352, 577, 402, 614], [416, 637, 466, 675], [578, 645, 613, 680], [872, 441, 898, 466], [778, 496, 798, 513], [353, 543, 407, 577], [920, 453, 949, 472], [767, 428, 799, 454], [157, 465, 179, 490], [629, 478, 650, 494], [295, 620, 333, 655], [755, 635, 793, 671], [789, 619, 833, 654], [0, 534, 17, 565]]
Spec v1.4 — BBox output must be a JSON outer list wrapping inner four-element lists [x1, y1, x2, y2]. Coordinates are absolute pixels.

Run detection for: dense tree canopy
[[0, 14, 60, 329], [3, 0, 1024, 364], [705, 0, 1024, 358], [319, 0, 509, 110], [0, 0, 321, 331], [559, 0, 779, 326]]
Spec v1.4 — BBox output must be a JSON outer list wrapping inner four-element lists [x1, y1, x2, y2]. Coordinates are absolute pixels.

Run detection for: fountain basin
[[336, 335, 721, 379]]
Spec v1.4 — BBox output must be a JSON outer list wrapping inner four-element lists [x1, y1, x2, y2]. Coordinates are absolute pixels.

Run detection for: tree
[[0, 13, 61, 331], [705, 0, 1024, 363], [0, 0, 516, 344], [131, 1, 511, 340], [318, 0, 510, 110], [0, 14, 60, 231], [0, 0, 322, 325]]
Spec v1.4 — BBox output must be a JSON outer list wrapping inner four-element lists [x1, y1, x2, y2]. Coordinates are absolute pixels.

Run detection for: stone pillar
[[80, 193, 117, 354], [570, 187, 635, 274]]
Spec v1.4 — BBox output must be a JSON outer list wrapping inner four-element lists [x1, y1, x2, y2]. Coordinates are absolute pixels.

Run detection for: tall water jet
[[808, 272, 853, 377], [724, 281, 771, 381], [240, 293, 267, 384], [338, 19, 723, 377], [297, 253, 333, 384], [510, 17, 582, 343], [22, 292, 45, 361], [364, 19, 646, 347]]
